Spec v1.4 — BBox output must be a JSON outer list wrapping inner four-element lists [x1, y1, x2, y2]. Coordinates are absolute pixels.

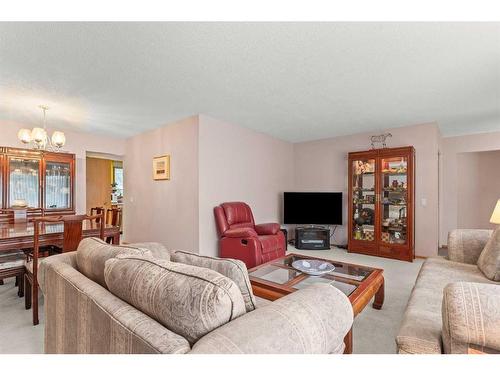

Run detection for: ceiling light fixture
[[17, 105, 66, 151]]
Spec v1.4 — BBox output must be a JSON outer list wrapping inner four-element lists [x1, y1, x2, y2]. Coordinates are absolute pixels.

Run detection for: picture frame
[[153, 155, 170, 180]]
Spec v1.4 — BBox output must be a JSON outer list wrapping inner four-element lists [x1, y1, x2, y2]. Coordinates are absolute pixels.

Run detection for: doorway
[[85, 152, 124, 229]]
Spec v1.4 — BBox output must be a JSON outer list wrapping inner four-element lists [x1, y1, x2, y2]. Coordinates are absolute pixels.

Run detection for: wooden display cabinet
[[348, 146, 415, 261], [0, 146, 75, 222]]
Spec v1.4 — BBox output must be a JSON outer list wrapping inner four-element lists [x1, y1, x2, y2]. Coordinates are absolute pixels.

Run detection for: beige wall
[[0, 120, 125, 213], [123, 116, 199, 252], [441, 132, 500, 243], [456, 151, 500, 230], [293, 123, 441, 258], [198, 115, 294, 256]]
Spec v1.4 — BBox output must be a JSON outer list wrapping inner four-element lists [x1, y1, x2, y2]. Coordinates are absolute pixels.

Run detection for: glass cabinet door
[[351, 159, 376, 241], [9, 157, 40, 208], [380, 156, 408, 244], [45, 161, 71, 210]]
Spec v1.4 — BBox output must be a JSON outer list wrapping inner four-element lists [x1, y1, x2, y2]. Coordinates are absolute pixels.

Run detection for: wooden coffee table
[[248, 253, 384, 354]]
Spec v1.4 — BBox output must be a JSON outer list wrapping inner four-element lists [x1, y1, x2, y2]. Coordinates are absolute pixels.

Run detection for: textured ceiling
[[0, 22, 499, 142]]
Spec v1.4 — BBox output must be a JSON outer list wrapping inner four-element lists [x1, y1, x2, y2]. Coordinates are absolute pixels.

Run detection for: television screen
[[284, 192, 342, 225]]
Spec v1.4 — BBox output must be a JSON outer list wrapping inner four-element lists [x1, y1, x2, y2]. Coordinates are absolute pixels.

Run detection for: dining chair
[[0, 250, 25, 297], [0, 208, 46, 287], [25, 212, 105, 325], [105, 207, 122, 243]]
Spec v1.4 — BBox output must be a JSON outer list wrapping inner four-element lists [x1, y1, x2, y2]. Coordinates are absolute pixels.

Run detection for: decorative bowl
[[292, 259, 335, 276], [12, 199, 28, 208]]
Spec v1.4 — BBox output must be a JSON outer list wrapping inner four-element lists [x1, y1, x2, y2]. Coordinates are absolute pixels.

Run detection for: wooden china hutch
[[348, 146, 415, 261], [0, 146, 75, 222]]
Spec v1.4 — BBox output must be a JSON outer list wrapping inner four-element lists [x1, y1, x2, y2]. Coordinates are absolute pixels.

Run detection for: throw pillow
[[477, 227, 500, 281], [171, 250, 257, 312], [76, 237, 152, 288], [104, 255, 246, 344]]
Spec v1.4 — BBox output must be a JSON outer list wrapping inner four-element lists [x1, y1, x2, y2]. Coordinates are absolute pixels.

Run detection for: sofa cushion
[[171, 250, 257, 312], [477, 227, 500, 281], [76, 238, 152, 288], [104, 255, 246, 344], [442, 282, 500, 354], [396, 257, 498, 354], [127, 242, 170, 260]]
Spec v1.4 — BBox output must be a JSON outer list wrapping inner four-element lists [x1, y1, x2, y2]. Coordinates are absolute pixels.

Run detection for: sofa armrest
[[447, 229, 492, 265], [38, 252, 77, 294], [254, 223, 280, 235], [442, 282, 500, 354], [224, 228, 258, 238], [190, 284, 353, 354]]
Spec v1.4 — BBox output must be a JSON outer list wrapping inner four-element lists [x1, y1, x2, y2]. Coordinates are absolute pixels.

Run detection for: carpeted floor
[[0, 247, 425, 354], [0, 278, 44, 354], [288, 247, 424, 354]]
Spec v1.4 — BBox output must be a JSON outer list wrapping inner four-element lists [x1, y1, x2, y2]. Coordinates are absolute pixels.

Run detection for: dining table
[[0, 221, 120, 254]]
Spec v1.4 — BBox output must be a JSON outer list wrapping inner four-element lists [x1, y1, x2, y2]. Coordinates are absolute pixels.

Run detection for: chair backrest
[[106, 207, 122, 227], [61, 214, 105, 252], [214, 202, 255, 237], [31, 212, 105, 285], [90, 207, 105, 223]]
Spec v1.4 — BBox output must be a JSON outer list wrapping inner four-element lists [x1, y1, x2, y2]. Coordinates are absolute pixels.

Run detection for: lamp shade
[[490, 199, 500, 224], [51, 131, 66, 148], [17, 128, 32, 144], [31, 127, 47, 143]]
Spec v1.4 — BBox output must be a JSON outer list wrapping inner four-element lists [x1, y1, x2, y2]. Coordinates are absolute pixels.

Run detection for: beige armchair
[[396, 229, 499, 354]]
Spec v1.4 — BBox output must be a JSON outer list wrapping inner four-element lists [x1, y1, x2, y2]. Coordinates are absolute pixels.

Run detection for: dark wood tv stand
[[295, 226, 330, 250]]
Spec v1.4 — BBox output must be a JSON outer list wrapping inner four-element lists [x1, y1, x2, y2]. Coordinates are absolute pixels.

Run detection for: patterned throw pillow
[[76, 237, 152, 288], [477, 227, 500, 281], [104, 255, 246, 344], [171, 250, 257, 312]]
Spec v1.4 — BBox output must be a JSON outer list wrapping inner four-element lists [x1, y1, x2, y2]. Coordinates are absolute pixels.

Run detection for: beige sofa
[[38, 238, 353, 354], [396, 229, 500, 354]]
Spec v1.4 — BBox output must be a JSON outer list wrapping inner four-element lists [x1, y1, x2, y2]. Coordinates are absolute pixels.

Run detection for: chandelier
[[17, 105, 66, 151]]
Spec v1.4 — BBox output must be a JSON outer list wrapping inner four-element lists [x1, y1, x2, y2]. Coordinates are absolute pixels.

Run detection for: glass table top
[[249, 254, 375, 297]]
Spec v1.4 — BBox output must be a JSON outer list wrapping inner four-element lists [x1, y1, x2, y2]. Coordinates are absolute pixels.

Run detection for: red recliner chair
[[214, 202, 286, 269]]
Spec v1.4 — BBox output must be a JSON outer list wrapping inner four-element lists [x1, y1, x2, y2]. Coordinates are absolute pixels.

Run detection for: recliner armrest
[[442, 282, 500, 354], [254, 223, 280, 235], [190, 284, 353, 354], [223, 228, 258, 238]]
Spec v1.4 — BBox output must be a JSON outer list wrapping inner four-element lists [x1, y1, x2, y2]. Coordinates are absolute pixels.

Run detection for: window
[[112, 166, 123, 203]]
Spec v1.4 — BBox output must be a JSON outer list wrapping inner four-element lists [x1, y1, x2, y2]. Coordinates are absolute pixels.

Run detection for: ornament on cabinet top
[[370, 133, 392, 149]]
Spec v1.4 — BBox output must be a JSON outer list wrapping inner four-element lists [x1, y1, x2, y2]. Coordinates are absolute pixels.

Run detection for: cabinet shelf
[[382, 171, 407, 176]]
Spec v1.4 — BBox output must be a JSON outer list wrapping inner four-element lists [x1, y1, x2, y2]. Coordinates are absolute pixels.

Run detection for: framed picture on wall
[[153, 155, 170, 180]]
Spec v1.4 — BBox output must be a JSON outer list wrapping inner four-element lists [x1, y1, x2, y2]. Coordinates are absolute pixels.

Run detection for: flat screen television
[[283, 192, 342, 225]]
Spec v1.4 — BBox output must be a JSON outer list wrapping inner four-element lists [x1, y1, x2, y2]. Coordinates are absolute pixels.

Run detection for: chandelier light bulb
[[17, 128, 32, 144], [31, 127, 47, 144], [51, 131, 66, 148]]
